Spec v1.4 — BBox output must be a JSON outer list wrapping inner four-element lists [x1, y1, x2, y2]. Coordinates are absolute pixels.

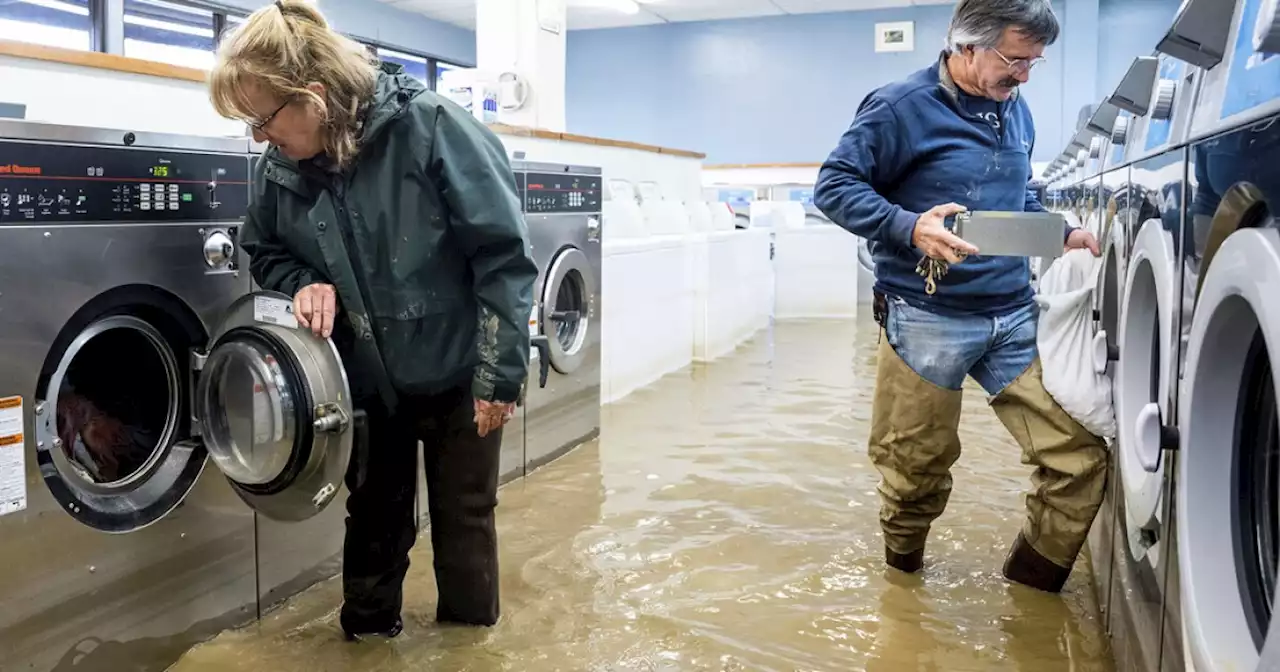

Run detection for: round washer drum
[[1179, 226, 1280, 671], [1115, 218, 1177, 561], [35, 314, 201, 533], [541, 247, 595, 376]]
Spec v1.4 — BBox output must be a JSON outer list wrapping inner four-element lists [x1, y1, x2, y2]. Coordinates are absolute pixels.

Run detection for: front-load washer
[[516, 162, 602, 475], [1084, 166, 1136, 633], [1109, 148, 1186, 672], [1176, 0, 1280, 667], [0, 121, 364, 672]]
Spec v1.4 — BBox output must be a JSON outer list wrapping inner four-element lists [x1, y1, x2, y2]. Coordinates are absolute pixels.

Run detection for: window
[[376, 47, 429, 84], [0, 0, 94, 51], [436, 60, 459, 87], [123, 0, 215, 69]]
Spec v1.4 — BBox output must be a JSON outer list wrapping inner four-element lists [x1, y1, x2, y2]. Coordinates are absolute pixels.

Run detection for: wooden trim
[[486, 122, 707, 160], [0, 39, 208, 83], [703, 162, 822, 170], [0, 42, 708, 160]]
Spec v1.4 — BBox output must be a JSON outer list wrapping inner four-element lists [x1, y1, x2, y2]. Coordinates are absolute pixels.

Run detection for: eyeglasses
[[987, 47, 1046, 74], [247, 99, 290, 131]]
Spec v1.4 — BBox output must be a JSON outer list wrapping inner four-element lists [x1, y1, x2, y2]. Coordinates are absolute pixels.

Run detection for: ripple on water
[[167, 318, 1112, 672]]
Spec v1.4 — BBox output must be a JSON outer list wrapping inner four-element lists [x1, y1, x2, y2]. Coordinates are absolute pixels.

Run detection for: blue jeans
[[884, 296, 1039, 395]]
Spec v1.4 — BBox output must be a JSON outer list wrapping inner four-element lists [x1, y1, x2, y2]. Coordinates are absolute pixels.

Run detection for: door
[[194, 291, 358, 522], [1178, 225, 1280, 671], [1116, 217, 1177, 562], [541, 246, 593, 375]]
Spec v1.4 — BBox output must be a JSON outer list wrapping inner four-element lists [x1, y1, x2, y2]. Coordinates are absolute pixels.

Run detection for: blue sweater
[[815, 56, 1072, 317]]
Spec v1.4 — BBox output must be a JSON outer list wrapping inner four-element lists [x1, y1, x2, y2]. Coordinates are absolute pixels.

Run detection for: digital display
[[0, 141, 249, 224], [518, 172, 602, 215]]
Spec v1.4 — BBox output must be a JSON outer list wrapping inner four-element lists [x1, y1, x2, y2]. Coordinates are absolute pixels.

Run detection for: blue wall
[[223, 0, 476, 65], [1096, 0, 1183, 100], [565, 0, 1180, 164]]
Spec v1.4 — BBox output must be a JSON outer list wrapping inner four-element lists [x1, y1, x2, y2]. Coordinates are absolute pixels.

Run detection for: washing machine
[[1104, 42, 1203, 672], [0, 121, 363, 671], [1173, 0, 1280, 669], [516, 161, 602, 475]]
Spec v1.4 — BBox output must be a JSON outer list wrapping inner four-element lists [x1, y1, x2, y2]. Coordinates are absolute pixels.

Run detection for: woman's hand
[[474, 399, 515, 438], [294, 283, 338, 338]]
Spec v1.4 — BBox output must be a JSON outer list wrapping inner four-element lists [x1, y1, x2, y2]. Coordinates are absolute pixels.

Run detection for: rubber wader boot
[[869, 335, 964, 573], [989, 359, 1108, 593]]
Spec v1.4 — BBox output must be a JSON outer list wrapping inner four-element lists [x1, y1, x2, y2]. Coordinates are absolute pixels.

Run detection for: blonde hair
[[209, 0, 377, 168]]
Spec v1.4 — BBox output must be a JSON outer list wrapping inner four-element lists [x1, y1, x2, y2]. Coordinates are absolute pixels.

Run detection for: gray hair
[[946, 0, 1060, 52]]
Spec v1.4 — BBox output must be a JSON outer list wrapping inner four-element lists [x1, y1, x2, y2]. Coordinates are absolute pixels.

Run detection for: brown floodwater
[[168, 318, 1113, 672]]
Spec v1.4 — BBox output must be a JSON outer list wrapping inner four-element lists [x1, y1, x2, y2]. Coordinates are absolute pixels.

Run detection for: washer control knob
[[1151, 79, 1177, 120]]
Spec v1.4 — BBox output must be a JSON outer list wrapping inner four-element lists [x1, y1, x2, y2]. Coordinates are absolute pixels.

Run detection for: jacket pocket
[[366, 286, 478, 394]]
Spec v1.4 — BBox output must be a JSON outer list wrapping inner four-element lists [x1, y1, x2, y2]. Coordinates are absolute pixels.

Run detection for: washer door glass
[[542, 247, 594, 375], [196, 291, 355, 522]]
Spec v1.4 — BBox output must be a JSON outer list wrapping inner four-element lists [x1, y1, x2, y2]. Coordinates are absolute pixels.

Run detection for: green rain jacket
[[239, 62, 537, 410]]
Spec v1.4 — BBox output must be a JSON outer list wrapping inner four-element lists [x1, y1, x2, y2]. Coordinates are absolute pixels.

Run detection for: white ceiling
[[379, 0, 954, 31]]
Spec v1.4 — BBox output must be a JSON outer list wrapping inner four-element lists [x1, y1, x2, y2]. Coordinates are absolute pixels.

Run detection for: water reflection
[[170, 319, 1111, 672]]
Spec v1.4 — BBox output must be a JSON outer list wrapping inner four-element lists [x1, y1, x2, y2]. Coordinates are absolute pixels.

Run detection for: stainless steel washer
[[0, 121, 361, 671], [515, 161, 602, 475]]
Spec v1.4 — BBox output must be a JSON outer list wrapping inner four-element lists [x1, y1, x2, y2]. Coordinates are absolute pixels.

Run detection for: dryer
[[516, 161, 603, 475], [0, 121, 364, 671], [1174, 0, 1280, 669]]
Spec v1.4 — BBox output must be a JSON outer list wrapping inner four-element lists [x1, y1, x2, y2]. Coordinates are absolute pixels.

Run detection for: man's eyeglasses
[[247, 99, 290, 131], [988, 47, 1046, 74]]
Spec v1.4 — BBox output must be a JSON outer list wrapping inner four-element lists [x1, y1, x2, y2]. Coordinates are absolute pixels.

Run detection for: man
[[814, 0, 1106, 594]]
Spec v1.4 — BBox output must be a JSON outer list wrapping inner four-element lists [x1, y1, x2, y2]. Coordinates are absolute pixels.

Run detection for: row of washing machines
[[0, 120, 603, 671], [1039, 0, 1279, 669]]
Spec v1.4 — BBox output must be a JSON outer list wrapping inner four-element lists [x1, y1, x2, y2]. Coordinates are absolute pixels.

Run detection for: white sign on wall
[[875, 21, 915, 53]]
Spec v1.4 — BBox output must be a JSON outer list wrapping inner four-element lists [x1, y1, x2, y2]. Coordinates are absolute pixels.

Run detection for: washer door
[[541, 246, 595, 375], [195, 291, 354, 522], [1094, 225, 1125, 373], [1115, 218, 1176, 559], [857, 238, 875, 274], [1179, 226, 1280, 671]]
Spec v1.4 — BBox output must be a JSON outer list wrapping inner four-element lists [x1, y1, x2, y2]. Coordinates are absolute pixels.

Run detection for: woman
[[208, 0, 537, 639]]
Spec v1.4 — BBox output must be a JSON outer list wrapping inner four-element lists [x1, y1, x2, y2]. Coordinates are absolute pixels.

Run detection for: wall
[[566, 0, 1181, 165], [221, 0, 475, 64], [1095, 0, 1183, 101]]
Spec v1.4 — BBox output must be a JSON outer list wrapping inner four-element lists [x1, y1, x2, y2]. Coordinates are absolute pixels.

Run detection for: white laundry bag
[[1034, 249, 1117, 439]]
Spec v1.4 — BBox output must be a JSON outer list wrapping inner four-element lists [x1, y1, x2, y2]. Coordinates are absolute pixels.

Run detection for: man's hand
[[294, 283, 338, 338], [1066, 228, 1101, 257], [913, 203, 981, 264], [474, 399, 515, 438]]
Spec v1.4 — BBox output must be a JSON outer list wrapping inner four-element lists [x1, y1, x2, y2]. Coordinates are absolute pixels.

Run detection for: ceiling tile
[[388, 0, 955, 31], [646, 0, 784, 23], [773, 0, 912, 12], [567, 7, 665, 29]]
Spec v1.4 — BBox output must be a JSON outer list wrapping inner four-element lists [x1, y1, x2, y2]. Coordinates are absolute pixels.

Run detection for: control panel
[[0, 140, 249, 224], [517, 171, 602, 215]]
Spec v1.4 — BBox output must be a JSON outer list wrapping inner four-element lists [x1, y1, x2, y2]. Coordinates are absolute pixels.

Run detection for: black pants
[[339, 386, 502, 633]]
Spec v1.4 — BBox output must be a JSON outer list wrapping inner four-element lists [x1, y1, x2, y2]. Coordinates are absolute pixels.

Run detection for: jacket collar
[[262, 62, 428, 194], [934, 50, 1019, 103]]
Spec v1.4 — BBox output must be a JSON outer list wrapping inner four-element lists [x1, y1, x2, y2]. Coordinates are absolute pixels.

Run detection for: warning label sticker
[[253, 295, 298, 329], [0, 396, 26, 516]]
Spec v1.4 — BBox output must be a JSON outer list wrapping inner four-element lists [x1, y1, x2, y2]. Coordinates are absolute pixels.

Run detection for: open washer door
[[1115, 218, 1177, 561], [193, 291, 360, 522], [1179, 224, 1280, 671]]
